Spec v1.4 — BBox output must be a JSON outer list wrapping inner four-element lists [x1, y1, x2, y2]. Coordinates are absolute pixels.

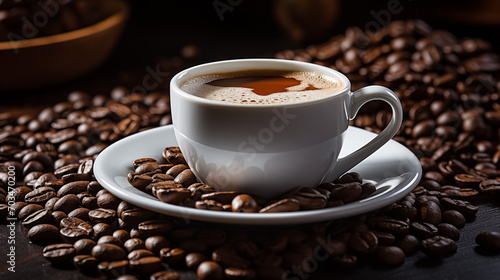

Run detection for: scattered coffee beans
[[2, 19, 500, 280]]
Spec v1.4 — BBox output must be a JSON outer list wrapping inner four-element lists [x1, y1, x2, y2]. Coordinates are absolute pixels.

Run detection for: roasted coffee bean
[[201, 191, 239, 205], [97, 192, 121, 209], [476, 231, 500, 251], [212, 245, 250, 268], [128, 249, 155, 260], [479, 179, 500, 196], [166, 164, 189, 177], [27, 224, 60, 243], [442, 210, 466, 228], [68, 207, 91, 221], [174, 169, 197, 187], [53, 194, 80, 213], [287, 187, 327, 210], [57, 181, 89, 197], [60, 217, 93, 242], [124, 238, 146, 252], [397, 235, 420, 255], [186, 252, 209, 269], [22, 208, 53, 228], [330, 253, 357, 269], [259, 198, 300, 213], [440, 197, 478, 218], [112, 230, 130, 244], [91, 243, 127, 262], [43, 243, 76, 263], [375, 246, 405, 266], [98, 260, 129, 277], [437, 223, 460, 241], [330, 182, 362, 203], [419, 200, 442, 225], [150, 270, 180, 280], [163, 147, 186, 165], [93, 223, 114, 239], [74, 238, 96, 255], [443, 187, 479, 201], [145, 235, 172, 255], [372, 230, 396, 245], [197, 261, 224, 280], [367, 217, 410, 236], [98, 235, 124, 247], [24, 186, 56, 204], [52, 211, 67, 225], [349, 230, 378, 254], [195, 200, 224, 211], [455, 174, 483, 188], [88, 208, 117, 224], [129, 255, 162, 275], [421, 236, 457, 257], [61, 172, 93, 183], [138, 219, 173, 237], [410, 221, 439, 239], [224, 267, 257, 279], [73, 254, 98, 271], [156, 187, 191, 204], [231, 194, 259, 213], [160, 247, 187, 266], [18, 203, 44, 220], [87, 181, 103, 195]]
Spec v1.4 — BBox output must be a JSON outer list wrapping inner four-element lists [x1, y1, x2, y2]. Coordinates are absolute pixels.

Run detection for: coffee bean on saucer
[[232, 194, 259, 213], [259, 199, 300, 213], [163, 147, 186, 165]]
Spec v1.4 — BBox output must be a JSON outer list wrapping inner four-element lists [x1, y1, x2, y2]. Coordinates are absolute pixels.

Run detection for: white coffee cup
[[170, 59, 403, 198]]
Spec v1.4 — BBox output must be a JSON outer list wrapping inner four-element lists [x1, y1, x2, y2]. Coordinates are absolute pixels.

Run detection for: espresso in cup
[[180, 70, 345, 105]]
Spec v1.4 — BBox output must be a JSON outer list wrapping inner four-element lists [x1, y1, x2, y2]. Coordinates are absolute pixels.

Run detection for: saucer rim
[[94, 125, 422, 225]]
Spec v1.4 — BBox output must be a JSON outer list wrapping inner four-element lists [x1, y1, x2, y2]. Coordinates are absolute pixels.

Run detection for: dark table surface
[[1, 1, 500, 279]]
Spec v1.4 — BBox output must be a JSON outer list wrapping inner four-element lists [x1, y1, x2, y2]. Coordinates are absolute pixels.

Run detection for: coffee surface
[[180, 70, 344, 104]]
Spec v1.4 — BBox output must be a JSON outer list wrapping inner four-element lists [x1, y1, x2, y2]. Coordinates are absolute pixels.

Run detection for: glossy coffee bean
[[476, 231, 500, 251], [376, 246, 405, 266], [43, 243, 76, 263], [421, 236, 457, 257]]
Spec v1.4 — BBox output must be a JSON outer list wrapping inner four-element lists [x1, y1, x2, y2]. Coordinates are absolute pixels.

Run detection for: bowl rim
[[0, 0, 129, 51]]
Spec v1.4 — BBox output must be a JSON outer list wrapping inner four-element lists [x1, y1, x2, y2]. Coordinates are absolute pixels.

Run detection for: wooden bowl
[[0, 0, 130, 92]]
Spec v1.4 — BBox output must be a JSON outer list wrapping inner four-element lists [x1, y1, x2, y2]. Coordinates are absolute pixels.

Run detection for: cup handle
[[322, 85, 403, 183]]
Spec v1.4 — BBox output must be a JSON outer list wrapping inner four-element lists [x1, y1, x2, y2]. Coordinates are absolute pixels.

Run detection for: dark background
[[1, 0, 500, 279], [2, 0, 500, 112]]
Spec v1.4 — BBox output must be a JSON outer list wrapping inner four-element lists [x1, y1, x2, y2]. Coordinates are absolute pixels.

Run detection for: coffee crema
[[180, 70, 344, 105]]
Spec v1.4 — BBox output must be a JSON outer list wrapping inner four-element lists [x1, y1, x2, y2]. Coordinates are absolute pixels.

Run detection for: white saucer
[[94, 125, 422, 226]]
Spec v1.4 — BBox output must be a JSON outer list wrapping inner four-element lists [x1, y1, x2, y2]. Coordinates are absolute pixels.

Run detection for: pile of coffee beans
[[0, 0, 105, 42], [127, 150, 376, 213], [1, 19, 500, 279]]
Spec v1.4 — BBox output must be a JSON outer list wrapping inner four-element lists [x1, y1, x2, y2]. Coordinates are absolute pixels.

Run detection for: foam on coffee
[[180, 70, 344, 105]]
